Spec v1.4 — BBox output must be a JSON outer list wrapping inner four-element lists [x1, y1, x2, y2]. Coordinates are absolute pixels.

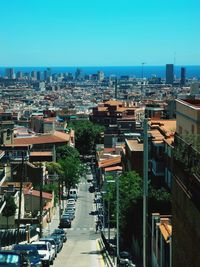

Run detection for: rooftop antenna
[[141, 62, 146, 79], [141, 62, 146, 92]]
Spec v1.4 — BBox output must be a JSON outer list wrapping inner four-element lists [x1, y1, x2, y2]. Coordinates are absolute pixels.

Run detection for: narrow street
[[46, 179, 103, 267]]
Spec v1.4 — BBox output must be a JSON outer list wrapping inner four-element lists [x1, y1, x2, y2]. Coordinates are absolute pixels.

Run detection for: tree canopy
[[68, 120, 105, 155], [56, 145, 80, 161], [58, 156, 85, 190], [103, 171, 171, 248]]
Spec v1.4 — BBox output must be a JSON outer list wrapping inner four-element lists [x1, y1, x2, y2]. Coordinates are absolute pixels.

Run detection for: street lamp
[[105, 170, 122, 267]]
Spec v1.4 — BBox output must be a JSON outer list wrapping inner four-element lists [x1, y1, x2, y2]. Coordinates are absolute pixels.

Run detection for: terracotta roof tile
[[13, 131, 70, 145], [24, 189, 52, 200], [105, 166, 122, 172], [98, 156, 121, 168]]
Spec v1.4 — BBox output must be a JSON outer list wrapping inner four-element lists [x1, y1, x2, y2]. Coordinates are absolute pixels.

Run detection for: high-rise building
[[31, 71, 37, 80], [37, 71, 42, 81], [97, 71, 105, 81], [166, 64, 174, 85], [16, 71, 23, 79], [44, 68, 51, 81], [180, 67, 186, 85], [44, 70, 48, 81], [5, 68, 15, 79], [75, 68, 81, 80]]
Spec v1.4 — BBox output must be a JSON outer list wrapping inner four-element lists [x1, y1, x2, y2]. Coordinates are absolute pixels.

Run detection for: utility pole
[[58, 176, 61, 221], [39, 163, 43, 238], [16, 151, 24, 244], [115, 78, 118, 99], [116, 173, 119, 266], [143, 118, 149, 267]]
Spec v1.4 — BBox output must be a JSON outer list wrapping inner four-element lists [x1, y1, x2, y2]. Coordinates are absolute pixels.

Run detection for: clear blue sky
[[0, 0, 199, 66]]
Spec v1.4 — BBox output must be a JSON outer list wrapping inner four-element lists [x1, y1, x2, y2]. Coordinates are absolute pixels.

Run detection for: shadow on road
[[89, 210, 98, 215], [81, 250, 101, 255]]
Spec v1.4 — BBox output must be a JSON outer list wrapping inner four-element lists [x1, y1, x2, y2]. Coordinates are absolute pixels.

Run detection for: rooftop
[[13, 131, 70, 145], [126, 139, 143, 152]]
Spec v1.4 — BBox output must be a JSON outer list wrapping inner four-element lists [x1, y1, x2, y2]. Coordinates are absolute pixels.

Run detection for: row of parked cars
[[59, 196, 77, 229], [0, 228, 67, 267]]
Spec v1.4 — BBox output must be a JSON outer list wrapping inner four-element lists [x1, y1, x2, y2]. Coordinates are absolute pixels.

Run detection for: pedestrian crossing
[[67, 227, 95, 231]]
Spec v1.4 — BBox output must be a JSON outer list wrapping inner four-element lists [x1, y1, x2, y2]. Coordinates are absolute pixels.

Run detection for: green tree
[[56, 145, 80, 161], [59, 156, 85, 192], [103, 171, 171, 248], [2, 195, 17, 229], [68, 121, 104, 155], [46, 162, 63, 177]]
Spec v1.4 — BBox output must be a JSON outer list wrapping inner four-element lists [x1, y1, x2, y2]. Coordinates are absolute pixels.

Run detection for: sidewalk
[[43, 200, 67, 236]]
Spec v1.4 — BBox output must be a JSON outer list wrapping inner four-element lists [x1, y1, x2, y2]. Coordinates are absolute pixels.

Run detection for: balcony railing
[[173, 133, 200, 210], [173, 133, 200, 178]]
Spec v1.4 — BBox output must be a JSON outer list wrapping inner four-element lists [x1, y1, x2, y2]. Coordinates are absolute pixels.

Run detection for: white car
[[68, 198, 76, 205], [32, 241, 53, 266]]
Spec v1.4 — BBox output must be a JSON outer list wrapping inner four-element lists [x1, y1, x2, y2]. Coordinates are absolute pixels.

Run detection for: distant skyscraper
[[44, 68, 51, 81], [180, 67, 186, 85], [37, 71, 42, 81], [97, 71, 105, 81], [75, 68, 81, 80], [16, 71, 23, 79], [44, 70, 48, 81], [5, 68, 15, 79], [31, 71, 37, 80], [166, 64, 174, 85]]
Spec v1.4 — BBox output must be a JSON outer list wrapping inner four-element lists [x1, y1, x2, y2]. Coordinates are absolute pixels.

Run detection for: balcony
[[173, 133, 200, 211]]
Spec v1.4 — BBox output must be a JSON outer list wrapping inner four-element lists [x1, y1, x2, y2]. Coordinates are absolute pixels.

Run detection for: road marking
[[96, 239, 105, 267], [68, 227, 95, 231]]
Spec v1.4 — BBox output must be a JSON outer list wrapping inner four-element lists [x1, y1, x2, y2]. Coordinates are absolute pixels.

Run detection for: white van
[[69, 188, 78, 200]]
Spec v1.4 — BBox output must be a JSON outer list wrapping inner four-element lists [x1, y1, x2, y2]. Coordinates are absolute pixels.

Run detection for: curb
[[98, 238, 115, 267]]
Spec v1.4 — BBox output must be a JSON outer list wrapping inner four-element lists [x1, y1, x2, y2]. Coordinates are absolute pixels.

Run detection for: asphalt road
[[51, 180, 103, 267]]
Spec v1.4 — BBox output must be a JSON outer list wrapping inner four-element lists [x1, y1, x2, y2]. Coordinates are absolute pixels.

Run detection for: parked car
[[50, 234, 63, 253], [52, 228, 67, 242], [66, 203, 76, 211], [68, 188, 78, 200], [12, 244, 42, 267], [0, 250, 31, 267], [62, 212, 74, 221], [67, 198, 76, 205], [64, 209, 75, 220], [59, 216, 72, 228], [39, 237, 57, 259], [31, 241, 52, 266]]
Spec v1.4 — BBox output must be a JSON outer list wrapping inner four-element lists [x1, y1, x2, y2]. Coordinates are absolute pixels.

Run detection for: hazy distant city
[[0, 0, 200, 267]]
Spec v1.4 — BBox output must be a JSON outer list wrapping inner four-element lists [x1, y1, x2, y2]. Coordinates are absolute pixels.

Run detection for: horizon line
[[0, 64, 200, 68]]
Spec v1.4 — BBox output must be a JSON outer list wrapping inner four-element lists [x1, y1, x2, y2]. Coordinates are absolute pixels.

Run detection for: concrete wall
[[172, 177, 200, 267]]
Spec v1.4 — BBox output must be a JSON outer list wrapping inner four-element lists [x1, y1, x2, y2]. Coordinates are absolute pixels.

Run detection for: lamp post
[[105, 170, 122, 267], [116, 173, 120, 267], [143, 118, 149, 267]]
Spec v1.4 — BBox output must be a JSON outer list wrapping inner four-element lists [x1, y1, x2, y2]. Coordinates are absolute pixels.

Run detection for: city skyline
[[1, 0, 200, 66]]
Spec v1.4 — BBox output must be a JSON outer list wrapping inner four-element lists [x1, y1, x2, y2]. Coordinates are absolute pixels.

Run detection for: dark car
[[52, 229, 67, 242], [13, 244, 42, 267], [0, 250, 31, 267], [59, 217, 72, 228]]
